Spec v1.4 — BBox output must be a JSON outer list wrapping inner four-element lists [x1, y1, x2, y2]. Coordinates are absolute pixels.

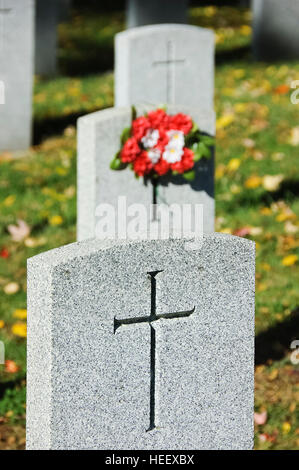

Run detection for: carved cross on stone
[[114, 270, 195, 432], [153, 40, 185, 104]]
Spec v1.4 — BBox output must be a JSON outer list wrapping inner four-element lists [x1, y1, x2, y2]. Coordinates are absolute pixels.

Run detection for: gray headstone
[[0, 0, 34, 151], [27, 233, 255, 450], [253, 0, 299, 60], [77, 104, 215, 241], [126, 0, 188, 29], [115, 24, 214, 110], [35, 0, 59, 76]]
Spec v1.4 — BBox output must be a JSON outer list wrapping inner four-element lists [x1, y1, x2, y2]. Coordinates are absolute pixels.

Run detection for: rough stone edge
[[27, 233, 255, 270], [26, 259, 52, 449]]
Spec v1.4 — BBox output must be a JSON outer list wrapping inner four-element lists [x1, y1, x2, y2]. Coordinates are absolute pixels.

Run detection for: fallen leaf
[[227, 158, 240, 172], [233, 227, 251, 237], [242, 138, 255, 148], [290, 127, 299, 146], [3, 282, 20, 295], [0, 320, 4, 328], [254, 410, 268, 426], [268, 368, 278, 381], [216, 113, 235, 130], [282, 254, 298, 266], [245, 175, 262, 189], [3, 195, 16, 207], [11, 322, 27, 338], [49, 215, 63, 226], [273, 84, 289, 95], [7, 219, 30, 242], [13, 309, 27, 320], [282, 422, 291, 434], [262, 174, 284, 192], [4, 360, 19, 374], [285, 221, 298, 234], [0, 247, 10, 258]]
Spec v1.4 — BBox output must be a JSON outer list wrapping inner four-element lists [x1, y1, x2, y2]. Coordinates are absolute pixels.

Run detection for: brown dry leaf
[[7, 220, 31, 242]]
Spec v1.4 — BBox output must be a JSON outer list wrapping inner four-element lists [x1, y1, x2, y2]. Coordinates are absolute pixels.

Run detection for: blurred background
[[0, 0, 298, 450]]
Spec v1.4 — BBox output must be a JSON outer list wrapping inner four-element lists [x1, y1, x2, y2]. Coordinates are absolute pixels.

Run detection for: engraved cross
[[114, 270, 195, 432]]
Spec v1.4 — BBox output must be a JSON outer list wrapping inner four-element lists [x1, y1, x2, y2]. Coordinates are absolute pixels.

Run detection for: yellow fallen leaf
[[3, 195, 16, 207], [282, 422, 291, 435], [245, 175, 262, 189], [282, 254, 298, 266], [263, 174, 284, 192], [227, 158, 240, 172], [220, 228, 232, 234], [3, 282, 20, 295], [290, 127, 299, 146], [261, 263, 271, 271], [268, 368, 278, 381], [216, 113, 235, 130], [233, 69, 245, 79], [260, 207, 272, 216], [13, 309, 27, 320], [240, 25, 251, 36], [0, 320, 5, 328], [11, 322, 27, 338], [49, 215, 63, 226], [215, 164, 225, 180]]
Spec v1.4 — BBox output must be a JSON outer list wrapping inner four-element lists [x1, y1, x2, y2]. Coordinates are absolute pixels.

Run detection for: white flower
[[147, 148, 161, 164], [162, 146, 184, 163], [141, 129, 159, 148], [167, 129, 185, 149]]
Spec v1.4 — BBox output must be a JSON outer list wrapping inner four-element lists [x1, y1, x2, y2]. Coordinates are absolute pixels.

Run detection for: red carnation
[[154, 158, 170, 176], [120, 137, 141, 163], [171, 148, 195, 173], [156, 128, 169, 151], [169, 113, 193, 135], [148, 109, 170, 130], [132, 116, 150, 140], [133, 151, 153, 177]]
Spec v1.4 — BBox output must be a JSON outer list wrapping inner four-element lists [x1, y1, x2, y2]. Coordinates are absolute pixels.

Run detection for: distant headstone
[[27, 234, 255, 449], [253, 0, 299, 61], [126, 0, 188, 29], [115, 24, 214, 110], [77, 104, 215, 241], [0, 0, 34, 151], [35, 0, 59, 76]]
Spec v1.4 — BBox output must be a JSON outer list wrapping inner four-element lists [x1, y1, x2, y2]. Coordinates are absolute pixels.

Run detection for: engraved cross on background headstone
[[153, 40, 185, 104], [114, 270, 195, 432], [0, 0, 13, 52]]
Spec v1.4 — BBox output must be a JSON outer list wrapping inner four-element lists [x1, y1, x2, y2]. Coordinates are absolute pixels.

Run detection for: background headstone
[[27, 234, 255, 450], [126, 0, 188, 29], [35, 0, 59, 76], [253, 0, 299, 61], [77, 104, 215, 241], [115, 24, 214, 110], [0, 0, 34, 151]]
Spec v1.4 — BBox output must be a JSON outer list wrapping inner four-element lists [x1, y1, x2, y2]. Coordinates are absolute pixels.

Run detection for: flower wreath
[[110, 108, 213, 181]]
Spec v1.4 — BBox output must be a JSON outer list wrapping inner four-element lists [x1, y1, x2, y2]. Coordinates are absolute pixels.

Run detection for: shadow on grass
[[255, 307, 299, 365], [0, 378, 24, 400], [216, 45, 251, 65], [33, 107, 105, 144]]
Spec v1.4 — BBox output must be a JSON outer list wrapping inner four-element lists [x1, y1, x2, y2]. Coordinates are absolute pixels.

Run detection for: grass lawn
[[0, 4, 298, 450]]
